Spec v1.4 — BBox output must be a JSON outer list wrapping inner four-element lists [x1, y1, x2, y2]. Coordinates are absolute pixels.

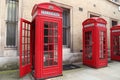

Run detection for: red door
[[19, 18, 32, 77], [83, 28, 96, 66], [111, 33, 120, 57], [42, 18, 62, 77], [84, 30, 93, 60]]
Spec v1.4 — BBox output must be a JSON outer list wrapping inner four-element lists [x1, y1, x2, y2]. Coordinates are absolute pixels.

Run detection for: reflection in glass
[[85, 31, 92, 59]]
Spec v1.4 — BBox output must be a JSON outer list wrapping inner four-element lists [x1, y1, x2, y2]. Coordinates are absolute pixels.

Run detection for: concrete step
[[63, 47, 82, 65]]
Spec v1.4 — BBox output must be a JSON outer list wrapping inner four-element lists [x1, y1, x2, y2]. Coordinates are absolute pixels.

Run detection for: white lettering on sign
[[41, 10, 60, 17], [84, 23, 94, 28], [97, 23, 106, 27], [112, 30, 120, 32]]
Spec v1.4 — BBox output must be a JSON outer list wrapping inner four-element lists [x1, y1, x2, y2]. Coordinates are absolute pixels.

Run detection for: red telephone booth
[[82, 17, 108, 68], [19, 3, 63, 79], [110, 25, 120, 61]]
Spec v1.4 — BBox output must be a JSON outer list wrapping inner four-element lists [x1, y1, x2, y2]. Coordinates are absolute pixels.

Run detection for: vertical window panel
[[21, 22, 31, 66], [6, 0, 18, 47], [6, 23, 16, 46], [99, 31, 105, 59], [85, 31, 92, 59], [113, 36, 120, 56], [62, 8, 70, 46]]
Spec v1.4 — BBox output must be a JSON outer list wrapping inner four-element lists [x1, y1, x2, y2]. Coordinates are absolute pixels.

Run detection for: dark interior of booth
[[31, 20, 35, 72]]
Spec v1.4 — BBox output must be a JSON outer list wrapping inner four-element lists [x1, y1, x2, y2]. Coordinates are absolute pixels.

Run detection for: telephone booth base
[[83, 60, 108, 68], [111, 57, 120, 61]]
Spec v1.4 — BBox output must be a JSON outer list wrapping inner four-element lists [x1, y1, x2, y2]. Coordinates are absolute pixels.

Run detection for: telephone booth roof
[[82, 17, 107, 26], [111, 24, 120, 30], [31, 2, 63, 16]]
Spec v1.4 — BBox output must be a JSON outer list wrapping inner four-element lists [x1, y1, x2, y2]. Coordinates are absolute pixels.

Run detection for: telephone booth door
[[19, 18, 32, 77], [83, 27, 95, 67], [41, 18, 62, 78], [111, 25, 120, 61], [82, 17, 108, 68]]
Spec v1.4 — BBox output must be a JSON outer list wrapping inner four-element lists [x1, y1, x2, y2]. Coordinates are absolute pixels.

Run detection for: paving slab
[[0, 61, 120, 80]]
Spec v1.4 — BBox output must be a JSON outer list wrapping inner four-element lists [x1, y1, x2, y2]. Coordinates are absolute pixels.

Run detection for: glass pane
[[22, 51, 26, 65], [49, 44, 54, 50], [6, 0, 18, 46], [54, 29, 58, 37], [44, 52, 49, 66], [7, 0, 18, 22], [44, 45, 48, 51], [25, 36, 28, 43], [28, 45, 30, 50], [28, 38, 30, 44], [44, 37, 48, 43], [63, 9, 70, 27], [44, 29, 48, 36], [28, 52, 30, 64], [63, 29, 67, 45], [6, 23, 16, 46], [25, 44, 28, 51], [49, 52, 53, 58], [28, 31, 30, 37], [48, 29, 53, 36], [27, 24, 30, 30], [22, 45, 24, 51], [48, 37, 53, 43], [99, 31, 106, 59], [54, 44, 58, 64], [49, 22, 53, 28], [85, 31, 92, 59], [22, 56, 25, 65], [44, 22, 48, 28], [54, 23, 58, 29]]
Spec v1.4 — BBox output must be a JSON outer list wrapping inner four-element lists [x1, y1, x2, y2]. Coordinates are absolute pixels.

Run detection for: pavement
[[0, 61, 120, 80]]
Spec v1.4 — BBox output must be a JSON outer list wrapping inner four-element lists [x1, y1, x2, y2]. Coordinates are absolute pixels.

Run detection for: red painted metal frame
[[110, 25, 120, 61], [20, 18, 32, 77], [19, 2, 62, 79], [82, 17, 108, 68]]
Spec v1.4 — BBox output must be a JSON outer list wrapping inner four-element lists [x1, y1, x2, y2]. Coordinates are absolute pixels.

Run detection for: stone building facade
[[0, 0, 120, 70]]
